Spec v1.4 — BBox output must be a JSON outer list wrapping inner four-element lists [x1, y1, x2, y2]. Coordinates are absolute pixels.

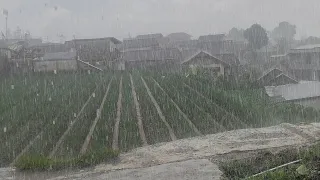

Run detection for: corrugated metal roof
[[293, 44, 320, 50], [181, 51, 230, 66], [265, 81, 320, 101]]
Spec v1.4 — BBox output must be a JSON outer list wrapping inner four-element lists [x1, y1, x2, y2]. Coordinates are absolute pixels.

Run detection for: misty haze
[[0, 1, 320, 180]]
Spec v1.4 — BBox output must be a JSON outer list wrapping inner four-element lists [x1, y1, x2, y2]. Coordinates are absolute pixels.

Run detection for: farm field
[[0, 71, 319, 168]]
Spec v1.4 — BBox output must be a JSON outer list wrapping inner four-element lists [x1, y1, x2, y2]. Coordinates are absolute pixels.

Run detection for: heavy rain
[[0, 0, 320, 179]]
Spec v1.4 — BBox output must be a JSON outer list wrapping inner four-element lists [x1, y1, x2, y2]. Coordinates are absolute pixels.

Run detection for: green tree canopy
[[272, 21, 296, 42], [244, 24, 269, 50], [228, 28, 245, 41]]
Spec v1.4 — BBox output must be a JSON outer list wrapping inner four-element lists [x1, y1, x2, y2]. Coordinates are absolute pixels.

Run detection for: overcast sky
[[0, 0, 320, 42]]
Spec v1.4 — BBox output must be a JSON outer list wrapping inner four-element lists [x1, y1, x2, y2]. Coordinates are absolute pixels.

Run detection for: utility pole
[[5, 16, 7, 40], [2, 9, 8, 40]]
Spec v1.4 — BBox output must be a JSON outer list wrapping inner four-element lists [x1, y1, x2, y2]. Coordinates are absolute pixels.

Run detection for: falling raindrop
[[54, 70, 57, 74], [51, 81, 54, 86], [11, 85, 14, 90], [74, 113, 77, 117], [4, 127, 7, 133], [88, 70, 91, 74], [96, 109, 100, 117], [92, 92, 96, 98], [37, 93, 39, 97], [49, 97, 52, 101], [53, 121, 55, 125]]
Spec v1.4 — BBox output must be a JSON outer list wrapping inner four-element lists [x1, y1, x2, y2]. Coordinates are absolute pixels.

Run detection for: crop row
[[0, 73, 106, 166]]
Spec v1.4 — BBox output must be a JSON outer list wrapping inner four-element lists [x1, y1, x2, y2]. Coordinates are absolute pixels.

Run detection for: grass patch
[[220, 143, 320, 179], [14, 148, 119, 171]]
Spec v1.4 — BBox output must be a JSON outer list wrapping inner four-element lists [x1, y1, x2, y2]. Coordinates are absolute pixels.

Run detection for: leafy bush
[[221, 143, 320, 180], [15, 148, 119, 171]]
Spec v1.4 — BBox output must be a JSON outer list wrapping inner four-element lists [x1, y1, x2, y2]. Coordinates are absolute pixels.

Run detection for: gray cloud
[[0, 0, 319, 41]]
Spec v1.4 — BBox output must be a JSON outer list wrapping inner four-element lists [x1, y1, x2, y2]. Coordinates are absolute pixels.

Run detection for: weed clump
[[14, 148, 119, 171]]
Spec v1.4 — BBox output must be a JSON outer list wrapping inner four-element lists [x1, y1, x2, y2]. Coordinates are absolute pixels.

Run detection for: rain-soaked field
[[0, 71, 319, 167]]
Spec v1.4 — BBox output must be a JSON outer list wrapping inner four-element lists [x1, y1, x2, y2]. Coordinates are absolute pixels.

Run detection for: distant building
[[0, 38, 42, 48], [197, 34, 235, 55], [166, 32, 192, 42], [136, 33, 164, 39], [181, 51, 238, 77], [33, 51, 77, 72], [30, 43, 67, 58], [122, 38, 161, 50], [112, 47, 182, 70], [265, 81, 320, 109], [198, 34, 226, 42], [65, 37, 121, 63], [257, 67, 298, 86], [286, 44, 320, 81], [121, 33, 168, 51]]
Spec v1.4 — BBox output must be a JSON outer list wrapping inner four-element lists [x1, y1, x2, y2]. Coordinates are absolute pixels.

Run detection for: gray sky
[[1, 0, 320, 42]]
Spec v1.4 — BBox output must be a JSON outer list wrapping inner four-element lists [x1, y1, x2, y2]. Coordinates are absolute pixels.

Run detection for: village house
[[166, 32, 192, 42], [120, 33, 169, 51], [30, 43, 67, 58], [65, 37, 121, 65], [33, 50, 78, 72], [113, 47, 182, 70], [256, 67, 298, 86], [181, 51, 239, 77], [286, 44, 320, 81]]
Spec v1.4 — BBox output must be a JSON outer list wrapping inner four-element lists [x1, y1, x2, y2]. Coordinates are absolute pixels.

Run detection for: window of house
[[305, 54, 312, 64]]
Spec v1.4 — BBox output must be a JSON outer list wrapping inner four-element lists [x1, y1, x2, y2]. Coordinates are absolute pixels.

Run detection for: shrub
[[14, 148, 119, 171]]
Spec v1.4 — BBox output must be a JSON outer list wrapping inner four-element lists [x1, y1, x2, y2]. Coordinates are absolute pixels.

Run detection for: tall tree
[[244, 24, 269, 50], [272, 22, 296, 42], [272, 22, 296, 53], [228, 28, 245, 41], [244, 24, 269, 62]]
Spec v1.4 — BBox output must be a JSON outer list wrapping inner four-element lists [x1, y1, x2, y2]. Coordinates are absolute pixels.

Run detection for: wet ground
[[1, 123, 320, 180]]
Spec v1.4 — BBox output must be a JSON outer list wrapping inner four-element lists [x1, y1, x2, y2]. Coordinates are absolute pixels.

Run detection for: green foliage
[[228, 27, 245, 41], [272, 21, 296, 42], [14, 148, 119, 171], [221, 143, 320, 180], [2, 70, 320, 170], [221, 150, 300, 179], [244, 24, 269, 50]]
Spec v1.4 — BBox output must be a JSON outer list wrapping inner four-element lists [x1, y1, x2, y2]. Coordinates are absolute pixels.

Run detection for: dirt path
[[183, 83, 247, 128], [141, 77, 177, 141], [80, 77, 114, 155], [130, 74, 148, 146], [151, 78, 202, 136], [112, 76, 123, 151], [49, 86, 98, 158]]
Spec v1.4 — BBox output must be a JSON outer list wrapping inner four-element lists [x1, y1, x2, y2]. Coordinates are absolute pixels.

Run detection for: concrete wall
[[34, 59, 78, 72]]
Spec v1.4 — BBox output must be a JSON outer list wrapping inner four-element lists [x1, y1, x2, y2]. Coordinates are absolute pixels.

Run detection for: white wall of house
[[188, 62, 225, 76], [34, 59, 78, 72]]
